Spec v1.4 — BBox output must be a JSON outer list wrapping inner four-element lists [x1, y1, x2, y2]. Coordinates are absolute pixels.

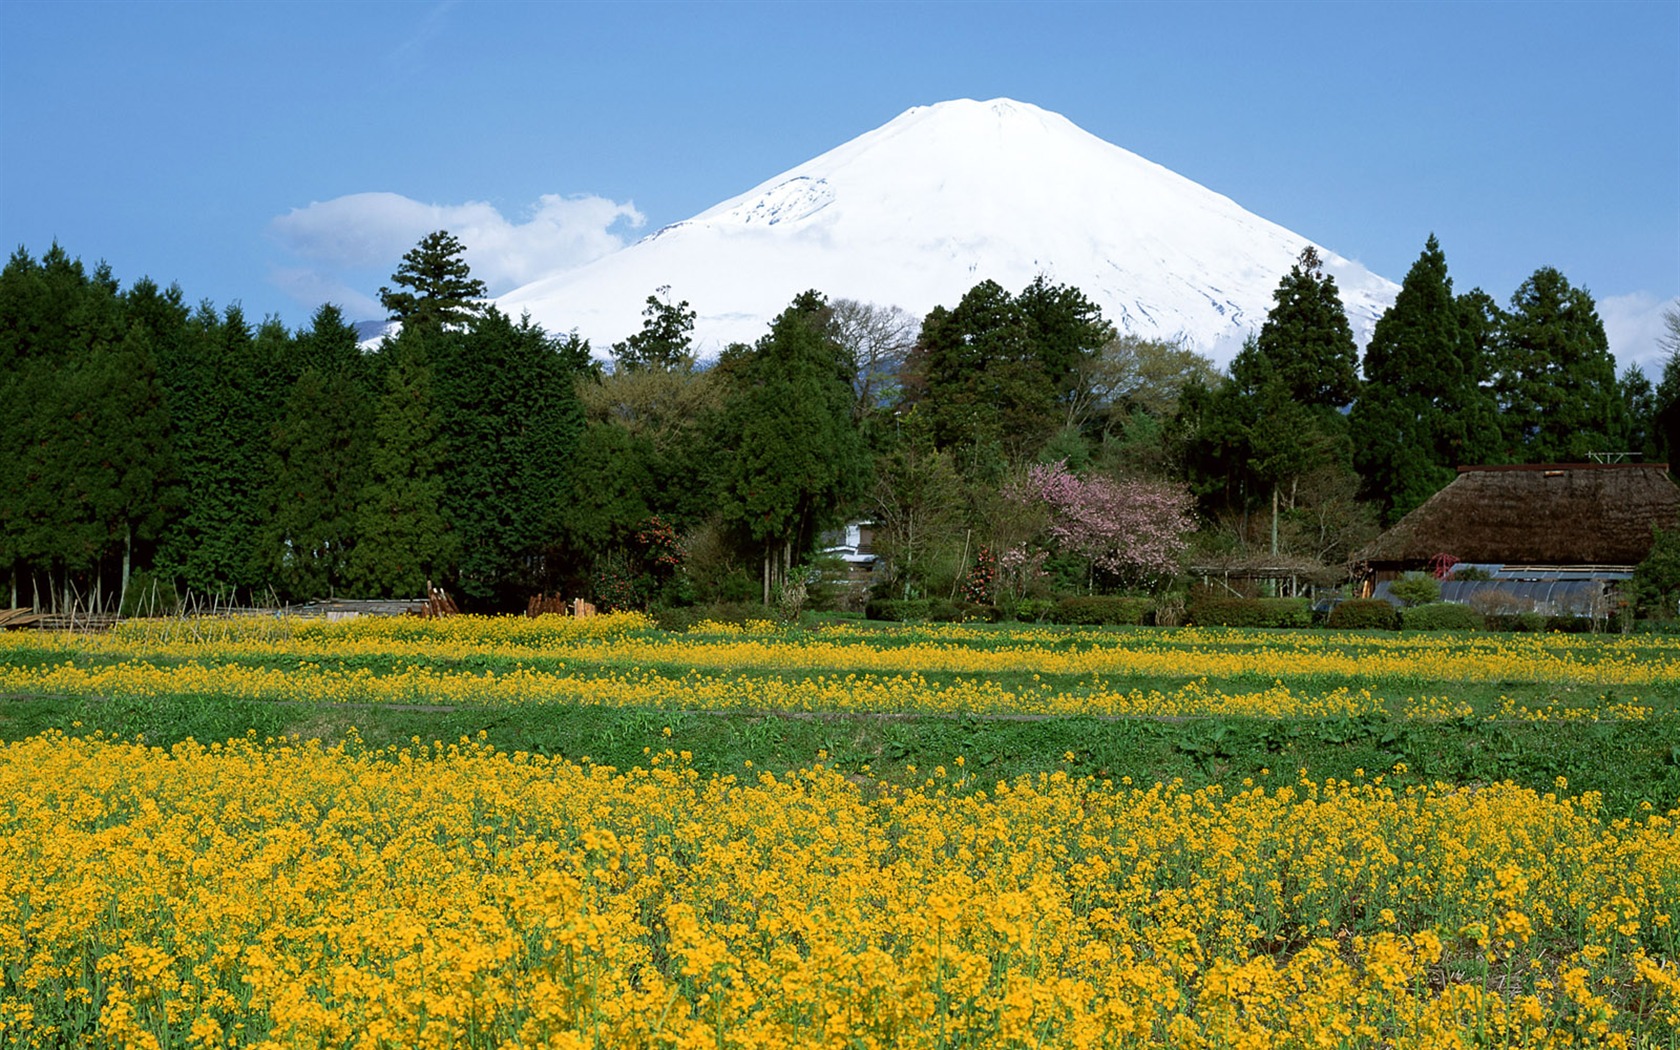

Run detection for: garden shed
[[1351, 463, 1680, 614]]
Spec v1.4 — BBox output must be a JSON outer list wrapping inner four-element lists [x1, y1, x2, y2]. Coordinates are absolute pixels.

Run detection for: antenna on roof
[[1587, 452, 1641, 464]]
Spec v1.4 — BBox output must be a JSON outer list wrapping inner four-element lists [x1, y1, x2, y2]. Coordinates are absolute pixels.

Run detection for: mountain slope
[[498, 99, 1397, 362]]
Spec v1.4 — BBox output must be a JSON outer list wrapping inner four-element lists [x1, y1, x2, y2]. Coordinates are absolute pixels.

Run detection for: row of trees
[[3, 230, 1675, 614]]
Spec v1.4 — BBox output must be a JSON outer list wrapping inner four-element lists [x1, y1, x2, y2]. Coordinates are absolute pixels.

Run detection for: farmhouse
[[1351, 463, 1680, 613]]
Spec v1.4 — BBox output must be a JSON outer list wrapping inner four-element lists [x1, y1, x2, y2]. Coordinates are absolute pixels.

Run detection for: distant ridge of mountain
[[496, 98, 1399, 362]]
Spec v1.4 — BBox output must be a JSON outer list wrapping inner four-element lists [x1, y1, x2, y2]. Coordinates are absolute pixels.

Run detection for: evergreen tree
[[610, 287, 695, 371], [262, 305, 372, 600], [431, 308, 585, 603], [155, 304, 278, 597], [1181, 250, 1368, 563], [902, 278, 1109, 466], [1652, 307, 1680, 466], [1349, 235, 1501, 524], [1493, 267, 1629, 461], [1252, 246, 1359, 409], [379, 230, 487, 334], [712, 291, 870, 601], [351, 330, 455, 597]]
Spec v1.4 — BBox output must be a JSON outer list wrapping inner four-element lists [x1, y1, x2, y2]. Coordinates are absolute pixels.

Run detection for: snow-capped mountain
[[498, 98, 1397, 363]]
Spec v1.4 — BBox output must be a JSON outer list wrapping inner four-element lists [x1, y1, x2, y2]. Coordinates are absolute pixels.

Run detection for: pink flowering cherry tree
[[1004, 461, 1196, 591]]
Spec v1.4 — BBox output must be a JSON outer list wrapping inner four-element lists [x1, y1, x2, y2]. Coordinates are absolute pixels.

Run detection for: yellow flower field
[[0, 613, 1669, 720], [2, 731, 1677, 1049]]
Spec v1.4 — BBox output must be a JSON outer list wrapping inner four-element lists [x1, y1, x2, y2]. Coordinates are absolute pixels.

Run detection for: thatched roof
[[1353, 464, 1680, 568]]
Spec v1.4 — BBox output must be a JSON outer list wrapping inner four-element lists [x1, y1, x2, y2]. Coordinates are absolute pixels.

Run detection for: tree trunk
[[762, 551, 771, 606], [1270, 485, 1279, 558], [119, 522, 132, 617]]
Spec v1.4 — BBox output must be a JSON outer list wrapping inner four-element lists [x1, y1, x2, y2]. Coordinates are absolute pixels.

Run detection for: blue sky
[[3, 0, 1676, 370]]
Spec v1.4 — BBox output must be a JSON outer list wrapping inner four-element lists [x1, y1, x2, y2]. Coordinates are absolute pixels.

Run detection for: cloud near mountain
[[269, 190, 645, 314]]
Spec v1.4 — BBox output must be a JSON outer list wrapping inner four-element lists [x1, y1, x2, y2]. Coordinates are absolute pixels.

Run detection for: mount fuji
[[497, 99, 1398, 363]]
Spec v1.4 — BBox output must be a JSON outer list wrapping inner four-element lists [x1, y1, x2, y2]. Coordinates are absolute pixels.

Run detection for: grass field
[[2, 614, 1679, 1047]]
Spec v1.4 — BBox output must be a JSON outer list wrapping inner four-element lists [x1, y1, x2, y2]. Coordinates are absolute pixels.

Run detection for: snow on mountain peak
[[498, 98, 1397, 364]]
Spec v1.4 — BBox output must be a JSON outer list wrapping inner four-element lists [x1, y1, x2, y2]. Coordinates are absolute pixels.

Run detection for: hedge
[[1050, 596, 1153, 626], [1399, 602, 1483, 631], [865, 598, 998, 622], [1326, 599, 1401, 631], [1187, 597, 1312, 628]]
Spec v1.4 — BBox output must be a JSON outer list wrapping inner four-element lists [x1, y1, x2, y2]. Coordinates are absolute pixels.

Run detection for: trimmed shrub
[[1400, 602, 1482, 631], [865, 598, 995, 622], [1011, 598, 1058, 623], [1051, 596, 1153, 626], [1483, 612, 1595, 633], [1187, 597, 1312, 628], [1388, 572, 1442, 607], [1326, 599, 1401, 631], [865, 598, 924, 622]]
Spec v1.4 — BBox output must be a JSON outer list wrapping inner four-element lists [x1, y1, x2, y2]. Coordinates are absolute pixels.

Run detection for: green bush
[[1050, 596, 1153, 626], [1326, 599, 1400, 631], [1388, 572, 1442, 607], [1482, 612, 1598, 633], [651, 602, 770, 632], [865, 598, 925, 622], [1187, 597, 1312, 628], [1011, 598, 1058, 623], [1399, 601, 1482, 631]]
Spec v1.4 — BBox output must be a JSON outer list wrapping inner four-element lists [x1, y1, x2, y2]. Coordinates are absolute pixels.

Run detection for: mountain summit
[[498, 98, 1397, 361]]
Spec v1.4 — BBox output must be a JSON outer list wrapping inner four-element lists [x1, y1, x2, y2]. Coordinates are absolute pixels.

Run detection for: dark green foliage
[[1187, 597, 1312, 628], [378, 230, 486, 334], [155, 304, 285, 597], [0, 246, 180, 609], [262, 305, 371, 601], [611, 288, 695, 371], [1400, 601, 1483, 631], [430, 309, 586, 603], [1350, 236, 1502, 524], [711, 291, 870, 597], [1050, 595, 1153, 626], [863, 597, 988, 622], [1252, 247, 1359, 409], [1483, 612, 1578, 633], [351, 331, 456, 597], [1633, 526, 1680, 620], [1492, 267, 1629, 462], [1181, 251, 1362, 559], [904, 278, 1112, 464], [1326, 599, 1401, 631], [1387, 571, 1442, 607]]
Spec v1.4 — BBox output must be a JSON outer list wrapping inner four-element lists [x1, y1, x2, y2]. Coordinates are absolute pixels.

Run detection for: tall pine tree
[[1349, 235, 1501, 524], [1493, 267, 1628, 461]]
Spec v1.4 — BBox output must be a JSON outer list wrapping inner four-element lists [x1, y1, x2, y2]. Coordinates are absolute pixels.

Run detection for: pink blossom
[[1009, 461, 1194, 586]]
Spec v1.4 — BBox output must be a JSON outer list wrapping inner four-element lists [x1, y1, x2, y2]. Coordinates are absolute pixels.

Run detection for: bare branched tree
[[828, 298, 919, 420]]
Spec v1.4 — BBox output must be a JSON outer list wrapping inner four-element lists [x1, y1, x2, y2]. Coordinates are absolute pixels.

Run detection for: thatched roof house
[[1353, 464, 1680, 578]]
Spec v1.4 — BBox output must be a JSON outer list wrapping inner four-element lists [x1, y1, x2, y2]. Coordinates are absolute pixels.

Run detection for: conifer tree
[[712, 291, 870, 601], [610, 287, 695, 371], [352, 331, 455, 597], [263, 305, 372, 600], [379, 231, 486, 334], [430, 308, 585, 602], [1349, 235, 1501, 524], [1493, 267, 1629, 461], [1251, 246, 1359, 409]]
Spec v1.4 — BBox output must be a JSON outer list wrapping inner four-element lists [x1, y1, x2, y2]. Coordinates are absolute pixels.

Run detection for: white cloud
[[269, 267, 384, 321], [1600, 291, 1680, 378], [269, 191, 646, 315]]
